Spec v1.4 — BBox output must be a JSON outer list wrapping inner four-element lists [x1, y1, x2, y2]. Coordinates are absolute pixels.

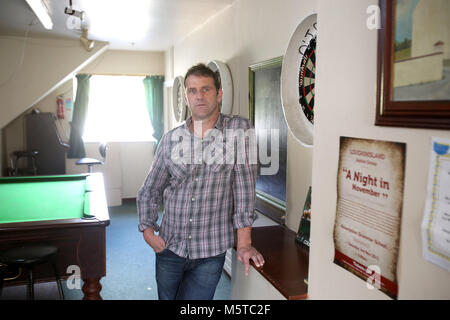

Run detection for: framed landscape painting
[[375, 0, 450, 129]]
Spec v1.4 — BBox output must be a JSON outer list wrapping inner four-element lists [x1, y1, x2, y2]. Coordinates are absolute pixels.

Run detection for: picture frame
[[249, 56, 287, 224], [375, 0, 450, 129]]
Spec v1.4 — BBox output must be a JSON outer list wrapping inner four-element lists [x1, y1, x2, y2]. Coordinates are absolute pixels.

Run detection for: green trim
[[248, 69, 255, 123], [256, 190, 286, 211], [249, 56, 286, 217]]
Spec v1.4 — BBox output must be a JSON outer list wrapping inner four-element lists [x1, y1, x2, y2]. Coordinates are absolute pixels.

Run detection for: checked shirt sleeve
[[137, 135, 170, 233], [232, 121, 258, 229]]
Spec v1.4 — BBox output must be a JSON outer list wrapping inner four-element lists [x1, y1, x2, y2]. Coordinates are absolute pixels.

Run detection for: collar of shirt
[[183, 113, 225, 138]]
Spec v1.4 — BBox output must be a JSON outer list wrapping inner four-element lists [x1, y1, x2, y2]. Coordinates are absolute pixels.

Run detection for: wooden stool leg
[[31, 157, 37, 175], [27, 268, 34, 300], [0, 271, 4, 298]]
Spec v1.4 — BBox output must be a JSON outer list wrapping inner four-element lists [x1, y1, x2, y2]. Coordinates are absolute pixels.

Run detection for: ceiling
[[0, 0, 234, 51]]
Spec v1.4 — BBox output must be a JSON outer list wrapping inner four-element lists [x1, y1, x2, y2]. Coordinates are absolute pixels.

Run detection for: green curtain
[[68, 74, 91, 158], [143, 75, 164, 146]]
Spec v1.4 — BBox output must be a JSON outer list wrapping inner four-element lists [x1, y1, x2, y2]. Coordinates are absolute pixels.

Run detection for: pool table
[[0, 173, 110, 300]]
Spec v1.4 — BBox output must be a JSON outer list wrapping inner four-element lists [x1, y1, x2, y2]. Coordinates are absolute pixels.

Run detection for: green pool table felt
[[0, 176, 90, 224]]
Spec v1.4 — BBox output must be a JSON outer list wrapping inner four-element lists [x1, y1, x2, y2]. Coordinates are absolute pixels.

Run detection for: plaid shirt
[[137, 113, 257, 259]]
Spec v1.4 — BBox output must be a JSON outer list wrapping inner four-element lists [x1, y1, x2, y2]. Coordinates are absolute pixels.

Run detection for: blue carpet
[[62, 200, 231, 300]]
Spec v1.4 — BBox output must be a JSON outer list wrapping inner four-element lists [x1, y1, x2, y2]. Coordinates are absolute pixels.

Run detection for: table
[[232, 225, 309, 300], [0, 173, 110, 300]]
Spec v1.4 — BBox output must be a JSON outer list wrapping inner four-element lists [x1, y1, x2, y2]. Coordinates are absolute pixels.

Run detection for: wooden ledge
[[249, 225, 309, 300]]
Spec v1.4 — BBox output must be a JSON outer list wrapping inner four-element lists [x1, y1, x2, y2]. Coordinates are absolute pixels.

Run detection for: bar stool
[[0, 263, 7, 298], [12, 150, 39, 176], [0, 244, 64, 300], [75, 142, 108, 173]]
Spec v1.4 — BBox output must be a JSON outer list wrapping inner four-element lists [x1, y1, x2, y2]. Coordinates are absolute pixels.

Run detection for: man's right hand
[[143, 228, 166, 253]]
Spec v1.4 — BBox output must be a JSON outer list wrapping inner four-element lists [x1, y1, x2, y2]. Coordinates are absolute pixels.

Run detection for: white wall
[[310, 0, 450, 300], [1, 48, 164, 207], [80, 49, 164, 75], [169, 0, 450, 300], [170, 0, 315, 232], [169, 0, 316, 299], [0, 35, 107, 176], [164, 46, 175, 134], [67, 50, 165, 206], [0, 36, 108, 129]]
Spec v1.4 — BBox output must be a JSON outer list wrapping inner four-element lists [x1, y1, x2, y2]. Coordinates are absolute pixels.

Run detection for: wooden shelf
[[249, 225, 309, 300]]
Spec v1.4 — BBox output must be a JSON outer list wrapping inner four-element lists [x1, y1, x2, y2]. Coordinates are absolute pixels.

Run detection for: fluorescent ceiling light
[[25, 0, 53, 30]]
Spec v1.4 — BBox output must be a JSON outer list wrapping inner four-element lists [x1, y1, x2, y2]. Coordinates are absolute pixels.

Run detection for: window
[[83, 75, 154, 142]]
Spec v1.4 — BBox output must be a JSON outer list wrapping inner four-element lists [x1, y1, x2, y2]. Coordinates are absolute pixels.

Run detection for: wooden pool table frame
[[0, 173, 110, 300]]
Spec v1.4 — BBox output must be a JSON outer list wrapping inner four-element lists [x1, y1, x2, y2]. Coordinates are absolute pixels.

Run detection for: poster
[[334, 137, 406, 299], [421, 137, 450, 271]]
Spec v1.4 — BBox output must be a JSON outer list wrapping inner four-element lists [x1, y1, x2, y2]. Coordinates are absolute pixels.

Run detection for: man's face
[[184, 75, 223, 121]]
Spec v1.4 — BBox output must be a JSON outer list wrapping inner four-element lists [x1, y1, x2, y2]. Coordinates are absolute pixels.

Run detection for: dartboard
[[299, 36, 316, 125], [207, 60, 233, 115], [280, 13, 317, 146], [176, 84, 184, 116]]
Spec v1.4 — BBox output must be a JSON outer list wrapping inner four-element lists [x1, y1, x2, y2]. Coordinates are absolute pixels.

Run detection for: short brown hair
[[184, 63, 221, 91]]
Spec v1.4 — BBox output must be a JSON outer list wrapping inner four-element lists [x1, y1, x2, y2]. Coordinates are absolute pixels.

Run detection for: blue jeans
[[155, 249, 226, 300]]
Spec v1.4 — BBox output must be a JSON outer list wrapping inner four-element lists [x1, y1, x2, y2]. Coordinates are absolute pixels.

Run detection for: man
[[137, 63, 264, 300]]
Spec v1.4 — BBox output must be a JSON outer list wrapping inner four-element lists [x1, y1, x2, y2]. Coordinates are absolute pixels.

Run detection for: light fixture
[[64, 0, 85, 30], [25, 0, 53, 30], [64, 0, 85, 21], [80, 28, 95, 51]]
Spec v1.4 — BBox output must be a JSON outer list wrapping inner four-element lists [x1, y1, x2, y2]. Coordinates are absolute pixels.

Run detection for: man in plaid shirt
[[137, 63, 264, 300]]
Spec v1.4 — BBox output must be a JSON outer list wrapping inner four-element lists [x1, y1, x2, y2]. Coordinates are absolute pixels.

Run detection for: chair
[[75, 142, 108, 173], [11, 150, 39, 176], [0, 244, 64, 300]]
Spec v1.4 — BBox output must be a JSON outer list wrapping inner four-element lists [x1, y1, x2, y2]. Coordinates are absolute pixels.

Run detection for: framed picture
[[375, 0, 450, 129], [249, 57, 287, 224]]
